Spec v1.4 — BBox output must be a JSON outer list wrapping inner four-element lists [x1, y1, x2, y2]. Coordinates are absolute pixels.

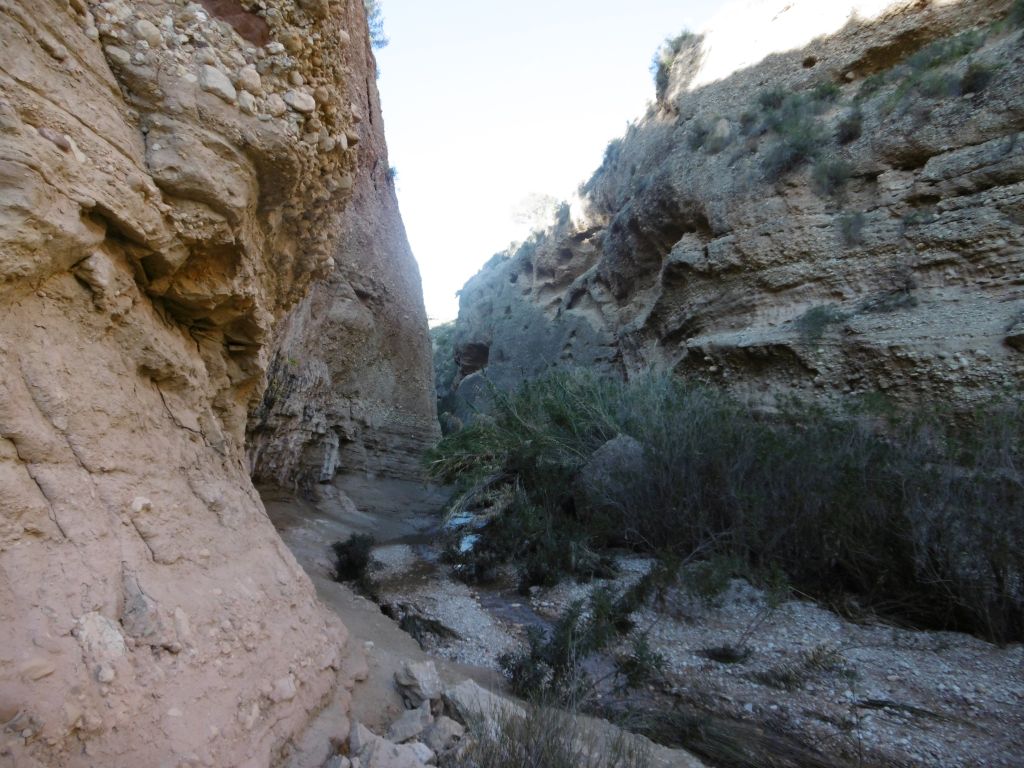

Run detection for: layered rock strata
[[0, 0, 384, 764], [446, 0, 1024, 411], [246, 23, 438, 492]]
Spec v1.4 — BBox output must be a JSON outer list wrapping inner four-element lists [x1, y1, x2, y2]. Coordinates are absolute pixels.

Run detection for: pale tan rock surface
[[0, 0, 391, 764], [445, 0, 1024, 411], [246, 23, 439, 491]]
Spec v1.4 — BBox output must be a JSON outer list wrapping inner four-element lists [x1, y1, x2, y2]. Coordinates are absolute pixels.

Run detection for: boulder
[[421, 715, 465, 753], [349, 722, 428, 768], [386, 702, 433, 743], [574, 434, 647, 514], [394, 660, 443, 708], [442, 679, 525, 725]]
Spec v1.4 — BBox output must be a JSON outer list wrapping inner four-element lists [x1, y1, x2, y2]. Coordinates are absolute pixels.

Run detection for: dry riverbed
[[262, 476, 1024, 768]]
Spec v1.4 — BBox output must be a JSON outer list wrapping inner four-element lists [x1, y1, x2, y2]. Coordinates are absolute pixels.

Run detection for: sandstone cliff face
[[447, 0, 1024, 411], [0, 1, 378, 764], [246, 27, 438, 492]]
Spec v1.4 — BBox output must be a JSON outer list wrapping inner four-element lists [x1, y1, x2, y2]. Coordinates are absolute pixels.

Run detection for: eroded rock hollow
[[0, 0, 433, 764]]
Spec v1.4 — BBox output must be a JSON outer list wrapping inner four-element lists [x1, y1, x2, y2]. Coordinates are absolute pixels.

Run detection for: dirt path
[[259, 478, 505, 736]]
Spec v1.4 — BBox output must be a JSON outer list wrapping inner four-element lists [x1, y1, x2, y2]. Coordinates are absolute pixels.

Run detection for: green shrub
[[331, 533, 375, 582], [687, 120, 710, 150], [757, 88, 786, 110], [835, 108, 862, 144], [796, 304, 848, 341], [811, 81, 841, 103], [837, 211, 866, 246], [919, 71, 961, 98], [759, 94, 827, 180], [811, 156, 853, 198], [905, 30, 985, 72], [615, 633, 666, 691], [856, 73, 887, 101], [650, 31, 698, 101], [739, 110, 761, 136], [499, 586, 655, 705], [429, 371, 1024, 642], [1013, 0, 1024, 27], [961, 60, 996, 93], [751, 644, 852, 691], [453, 701, 650, 768], [761, 128, 823, 179], [364, 0, 388, 49]]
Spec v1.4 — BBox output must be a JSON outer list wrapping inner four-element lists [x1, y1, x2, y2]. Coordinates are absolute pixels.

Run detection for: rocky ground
[[266, 476, 1024, 768], [261, 476, 703, 767]]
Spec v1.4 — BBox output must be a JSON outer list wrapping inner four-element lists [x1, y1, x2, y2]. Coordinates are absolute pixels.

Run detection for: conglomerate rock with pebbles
[[0, 1, 407, 765]]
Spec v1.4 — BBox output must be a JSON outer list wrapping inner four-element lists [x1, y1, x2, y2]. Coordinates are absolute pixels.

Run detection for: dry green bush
[[429, 371, 1024, 642]]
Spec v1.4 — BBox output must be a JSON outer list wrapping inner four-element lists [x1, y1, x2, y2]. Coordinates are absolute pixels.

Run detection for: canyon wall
[[446, 0, 1024, 413], [0, 1, 401, 764], [246, 23, 438, 493]]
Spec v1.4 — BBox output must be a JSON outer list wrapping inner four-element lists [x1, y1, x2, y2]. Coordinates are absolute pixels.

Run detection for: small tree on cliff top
[[365, 0, 388, 49]]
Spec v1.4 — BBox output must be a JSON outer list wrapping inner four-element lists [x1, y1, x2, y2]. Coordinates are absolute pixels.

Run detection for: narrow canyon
[[1, 1, 1021, 767]]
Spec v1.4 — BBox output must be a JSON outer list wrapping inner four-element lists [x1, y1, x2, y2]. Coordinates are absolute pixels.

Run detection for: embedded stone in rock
[[284, 90, 316, 114], [394, 660, 442, 708], [104, 45, 131, 67], [270, 674, 297, 703], [386, 701, 433, 743], [198, 65, 237, 102], [133, 19, 162, 48], [237, 65, 262, 95], [238, 90, 257, 115], [75, 612, 127, 664], [266, 92, 287, 117], [19, 658, 55, 682]]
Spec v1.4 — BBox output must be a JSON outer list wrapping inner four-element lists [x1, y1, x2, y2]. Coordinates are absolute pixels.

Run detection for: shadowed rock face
[[199, 0, 272, 45], [245, 23, 439, 492], [0, 0, 397, 764], [446, 0, 1024, 412]]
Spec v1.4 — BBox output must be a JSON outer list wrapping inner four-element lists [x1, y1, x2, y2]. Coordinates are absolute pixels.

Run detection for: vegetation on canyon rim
[[428, 371, 1024, 645]]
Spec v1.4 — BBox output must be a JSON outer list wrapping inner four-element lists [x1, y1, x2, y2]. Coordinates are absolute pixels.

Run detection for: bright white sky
[[375, 1, 722, 325]]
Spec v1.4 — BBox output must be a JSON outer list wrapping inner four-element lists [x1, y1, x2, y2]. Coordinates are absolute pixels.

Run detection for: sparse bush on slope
[[650, 31, 698, 102], [428, 371, 1024, 642]]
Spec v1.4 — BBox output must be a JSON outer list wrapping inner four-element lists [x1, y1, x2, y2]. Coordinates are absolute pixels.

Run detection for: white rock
[[133, 19, 162, 47], [238, 90, 257, 115], [421, 716, 465, 753], [96, 663, 116, 684], [76, 612, 127, 663], [408, 742, 435, 765], [104, 45, 131, 67], [237, 65, 262, 94], [198, 65, 236, 103], [130, 496, 152, 514], [394, 660, 442, 708], [442, 679, 525, 724], [283, 90, 316, 114], [270, 674, 297, 703], [266, 93, 287, 117], [386, 701, 432, 743]]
